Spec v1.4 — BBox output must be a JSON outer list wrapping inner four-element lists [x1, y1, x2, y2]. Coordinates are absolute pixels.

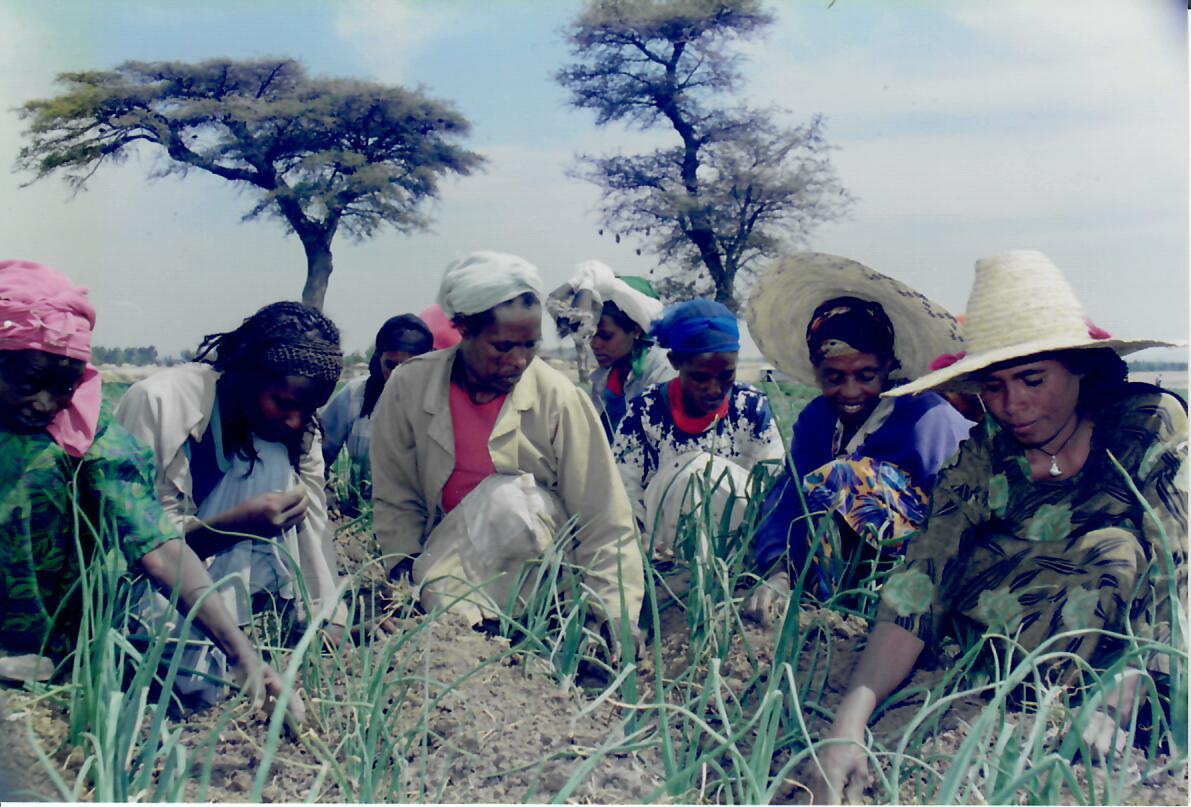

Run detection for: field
[[1, 371, 1187, 804]]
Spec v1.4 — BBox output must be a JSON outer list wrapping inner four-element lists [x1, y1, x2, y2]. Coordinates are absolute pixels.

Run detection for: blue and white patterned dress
[[612, 381, 785, 554]]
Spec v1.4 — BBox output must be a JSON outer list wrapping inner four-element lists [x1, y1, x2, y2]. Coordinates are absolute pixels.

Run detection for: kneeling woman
[[744, 253, 973, 620], [116, 302, 347, 705], [371, 252, 645, 654], [0, 261, 293, 718], [811, 251, 1186, 801], [320, 314, 433, 512], [613, 300, 785, 560], [548, 261, 675, 438]]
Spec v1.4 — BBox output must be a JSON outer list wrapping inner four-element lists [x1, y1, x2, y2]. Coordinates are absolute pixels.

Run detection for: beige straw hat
[[886, 250, 1180, 397], [745, 252, 963, 386]]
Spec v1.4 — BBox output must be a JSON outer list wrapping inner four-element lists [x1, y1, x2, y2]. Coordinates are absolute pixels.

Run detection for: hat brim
[[885, 335, 1182, 397], [746, 252, 963, 386]]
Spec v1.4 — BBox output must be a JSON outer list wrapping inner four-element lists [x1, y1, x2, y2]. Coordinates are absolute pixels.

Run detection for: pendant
[[1048, 455, 1062, 477]]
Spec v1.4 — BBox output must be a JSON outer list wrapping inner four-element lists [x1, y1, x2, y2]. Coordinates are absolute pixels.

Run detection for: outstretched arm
[[137, 538, 304, 726], [809, 621, 924, 804]]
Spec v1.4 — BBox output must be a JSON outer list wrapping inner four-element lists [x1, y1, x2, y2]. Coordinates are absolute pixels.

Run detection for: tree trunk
[[300, 236, 334, 310]]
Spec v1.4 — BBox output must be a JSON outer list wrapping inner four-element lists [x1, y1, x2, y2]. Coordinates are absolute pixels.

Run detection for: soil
[[3, 521, 1187, 804]]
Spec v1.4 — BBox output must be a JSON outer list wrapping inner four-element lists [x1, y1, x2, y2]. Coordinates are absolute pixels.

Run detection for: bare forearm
[[181, 506, 250, 558], [835, 621, 925, 730], [139, 539, 256, 664]]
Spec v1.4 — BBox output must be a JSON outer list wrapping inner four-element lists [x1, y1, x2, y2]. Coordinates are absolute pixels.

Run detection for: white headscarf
[[437, 251, 546, 319], [546, 260, 664, 341]]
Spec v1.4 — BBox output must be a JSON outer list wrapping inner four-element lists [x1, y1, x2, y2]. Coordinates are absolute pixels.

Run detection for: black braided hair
[[360, 314, 433, 418], [195, 301, 343, 469]]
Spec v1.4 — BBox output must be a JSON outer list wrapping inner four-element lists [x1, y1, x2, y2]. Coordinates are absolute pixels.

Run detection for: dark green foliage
[[17, 58, 484, 309]]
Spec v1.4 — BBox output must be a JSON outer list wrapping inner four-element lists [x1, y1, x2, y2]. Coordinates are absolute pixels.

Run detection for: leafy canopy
[[19, 58, 483, 239], [17, 58, 484, 307]]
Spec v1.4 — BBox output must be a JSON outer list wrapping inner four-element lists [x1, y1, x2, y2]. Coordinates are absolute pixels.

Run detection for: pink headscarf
[[0, 260, 102, 457], [418, 303, 462, 349]]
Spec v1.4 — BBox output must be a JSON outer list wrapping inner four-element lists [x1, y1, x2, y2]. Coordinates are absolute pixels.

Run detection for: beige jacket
[[371, 347, 644, 623], [114, 363, 346, 626]]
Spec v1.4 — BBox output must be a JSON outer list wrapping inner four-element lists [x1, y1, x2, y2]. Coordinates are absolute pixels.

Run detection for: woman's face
[[0, 349, 86, 434], [458, 301, 542, 396], [590, 314, 638, 368], [978, 359, 1082, 446], [815, 351, 893, 427], [249, 374, 328, 443], [672, 352, 737, 417], [379, 350, 415, 382]]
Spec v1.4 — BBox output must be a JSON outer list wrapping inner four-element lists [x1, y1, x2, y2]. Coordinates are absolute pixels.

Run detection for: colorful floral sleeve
[[80, 407, 178, 567], [876, 425, 994, 644]]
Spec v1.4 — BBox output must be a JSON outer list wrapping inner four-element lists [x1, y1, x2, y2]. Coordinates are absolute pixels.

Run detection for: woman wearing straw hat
[[742, 253, 973, 623], [809, 250, 1187, 802], [547, 260, 676, 439]]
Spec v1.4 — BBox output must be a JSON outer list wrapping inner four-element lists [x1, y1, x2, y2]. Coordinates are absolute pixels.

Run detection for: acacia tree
[[558, 0, 853, 308], [17, 58, 484, 309]]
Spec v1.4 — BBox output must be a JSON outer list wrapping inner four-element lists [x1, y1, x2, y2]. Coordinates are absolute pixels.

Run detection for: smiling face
[[815, 351, 894, 428], [457, 299, 542, 396], [0, 349, 86, 435], [671, 352, 737, 417], [977, 358, 1082, 446], [590, 313, 639, 368]]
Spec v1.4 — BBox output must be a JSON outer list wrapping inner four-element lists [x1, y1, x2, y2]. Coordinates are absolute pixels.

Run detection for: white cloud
[[746, 0, 1185, 126], [333, 0, 468, 82]]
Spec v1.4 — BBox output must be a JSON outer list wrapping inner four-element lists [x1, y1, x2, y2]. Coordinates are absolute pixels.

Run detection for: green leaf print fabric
[[0, 402, 173, 655], [877, 387, 1188, 671]]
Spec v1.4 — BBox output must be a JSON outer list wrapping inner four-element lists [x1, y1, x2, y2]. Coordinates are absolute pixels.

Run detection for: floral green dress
[[878, 387, 1187, 673], [0, 402, 174, 656]]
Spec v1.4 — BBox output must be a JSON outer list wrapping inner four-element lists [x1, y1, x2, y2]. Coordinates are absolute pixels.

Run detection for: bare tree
[[558, 0, 853, 308]]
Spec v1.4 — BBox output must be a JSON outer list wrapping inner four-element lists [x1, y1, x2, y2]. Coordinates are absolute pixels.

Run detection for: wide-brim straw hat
[[746, 252, 963, 386], [886, 250, 1180, 397]]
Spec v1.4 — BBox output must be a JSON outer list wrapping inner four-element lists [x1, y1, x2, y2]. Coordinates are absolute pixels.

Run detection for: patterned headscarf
[[650, 299, 740, 354], [806, 296, 897, 367], [0, 260, 102, 457]]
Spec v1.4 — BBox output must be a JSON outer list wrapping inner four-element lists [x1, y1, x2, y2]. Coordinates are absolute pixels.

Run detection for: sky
[[0, 0, 1186, 360]]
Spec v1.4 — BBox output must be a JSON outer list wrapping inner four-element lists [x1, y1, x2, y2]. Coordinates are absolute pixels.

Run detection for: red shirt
[[441, 383, 506, 512], [666, 378, 728, 434], [605, 364, 627, 396]]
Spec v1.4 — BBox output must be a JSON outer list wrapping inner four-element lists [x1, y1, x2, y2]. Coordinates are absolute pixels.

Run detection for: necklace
[[1031, 415, 1082, 478]]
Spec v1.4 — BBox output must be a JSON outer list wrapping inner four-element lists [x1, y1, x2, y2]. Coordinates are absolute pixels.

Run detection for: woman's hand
[[186, 486, 309, 556], [743, 571, 791, 628], [228, 652, 307, 736], [807, 702, 871, 804], [802, 622, 924, 803], [228, 486, 308, 534], [588, 614, 647, 665]]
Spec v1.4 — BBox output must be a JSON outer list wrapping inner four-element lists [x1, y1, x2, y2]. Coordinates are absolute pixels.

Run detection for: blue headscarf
[[650, 299, 740, 354]]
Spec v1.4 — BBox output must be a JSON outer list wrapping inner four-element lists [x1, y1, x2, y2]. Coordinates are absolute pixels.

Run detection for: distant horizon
[[1, 1, 1185, 362]]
